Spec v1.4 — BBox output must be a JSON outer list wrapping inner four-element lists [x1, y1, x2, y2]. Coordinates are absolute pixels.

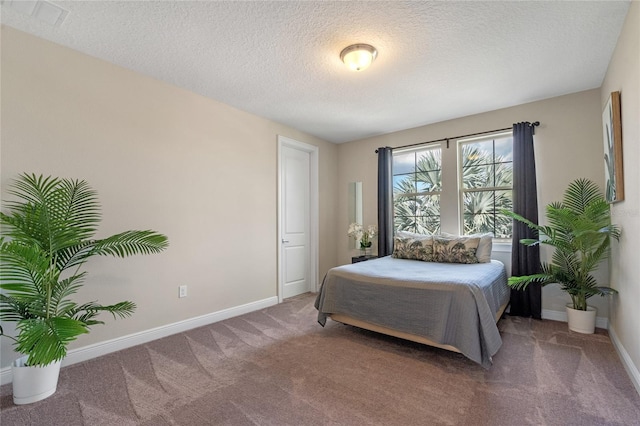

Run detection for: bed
[[314, 256, 510, 368]]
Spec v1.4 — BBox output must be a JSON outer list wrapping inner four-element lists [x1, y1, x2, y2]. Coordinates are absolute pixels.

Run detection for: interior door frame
[[277, 135, 319, 303]]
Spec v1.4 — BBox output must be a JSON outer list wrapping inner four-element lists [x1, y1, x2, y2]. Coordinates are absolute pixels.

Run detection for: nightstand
[[351, 255, 377, 264]]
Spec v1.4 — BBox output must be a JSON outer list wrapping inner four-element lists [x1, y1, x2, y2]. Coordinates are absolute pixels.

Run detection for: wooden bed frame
[[329, 300, 509, 354]]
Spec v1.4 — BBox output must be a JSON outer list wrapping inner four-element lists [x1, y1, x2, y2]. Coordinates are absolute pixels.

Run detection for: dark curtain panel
[[377, 147, 394, 257], [510, 122, 542, 318]]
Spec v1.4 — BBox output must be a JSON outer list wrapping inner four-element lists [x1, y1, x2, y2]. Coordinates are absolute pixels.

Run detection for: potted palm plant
[[0, 173, 168, 404], [504, 178, 620, 334]]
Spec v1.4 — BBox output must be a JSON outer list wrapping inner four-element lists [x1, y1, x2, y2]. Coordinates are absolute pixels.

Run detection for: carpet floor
[[1, 293, 639, 425]]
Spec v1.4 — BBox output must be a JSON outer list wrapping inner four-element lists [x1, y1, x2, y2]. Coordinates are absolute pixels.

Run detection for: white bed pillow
[[440, 232, 493, 263], [396, 230, 432, 240]]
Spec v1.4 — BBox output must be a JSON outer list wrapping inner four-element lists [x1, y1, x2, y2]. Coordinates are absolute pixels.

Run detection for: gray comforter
[[314, 256, 510, 368]]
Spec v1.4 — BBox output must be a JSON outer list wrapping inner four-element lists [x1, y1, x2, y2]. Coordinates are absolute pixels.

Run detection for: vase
[[12, 356, 62, 405], [566, 304, 597, 334]]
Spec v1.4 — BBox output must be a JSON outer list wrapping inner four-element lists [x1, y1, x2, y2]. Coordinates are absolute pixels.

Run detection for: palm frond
[[72, 300, 136, 325], [55, 241, 94, 271], [16, 317, 89, 366], [0, 240, 51, 295], [89, 230, 169, 258], [1, 174, 101, 257], [49, 273, 87, 317], [508, 273, 555, 290], [0, 293, 36, 322], [563, 178, 602, 214]]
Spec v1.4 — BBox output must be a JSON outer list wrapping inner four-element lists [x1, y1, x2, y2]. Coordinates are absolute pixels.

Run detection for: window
[[392, 132, 513, 239], [392, 145, 442, 234], [459, 133, 513, 239]]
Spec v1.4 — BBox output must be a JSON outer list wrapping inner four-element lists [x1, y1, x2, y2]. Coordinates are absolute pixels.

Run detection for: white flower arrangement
[[348, 223, 377, 249]]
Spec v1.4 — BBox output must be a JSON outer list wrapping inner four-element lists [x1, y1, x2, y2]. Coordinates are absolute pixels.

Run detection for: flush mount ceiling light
[[340, 44, 378, 72]]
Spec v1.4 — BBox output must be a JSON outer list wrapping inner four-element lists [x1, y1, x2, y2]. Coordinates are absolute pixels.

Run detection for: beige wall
[[0, 27, 338, 368], [601, 2, 640, 383], [337, 89, 608, 316]]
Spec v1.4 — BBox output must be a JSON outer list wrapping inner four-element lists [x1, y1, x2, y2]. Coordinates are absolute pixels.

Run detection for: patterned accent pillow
[[433, 236, 481, 264], [441, 232, 493, 263], [392, 236, 434, 261]]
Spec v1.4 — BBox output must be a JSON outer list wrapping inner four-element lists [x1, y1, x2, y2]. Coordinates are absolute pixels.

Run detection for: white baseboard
[[1, 296, 278, 386], [608, 325, 640, 396], [541, 308, 608, 329]]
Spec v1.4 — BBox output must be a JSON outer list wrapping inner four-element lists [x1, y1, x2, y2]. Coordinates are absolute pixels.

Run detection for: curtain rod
[[375, 121, 540, 153]]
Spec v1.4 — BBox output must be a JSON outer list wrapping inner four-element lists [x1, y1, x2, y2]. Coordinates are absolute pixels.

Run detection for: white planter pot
[[11, 356, 62, 405], [566, 304, 597, 334]]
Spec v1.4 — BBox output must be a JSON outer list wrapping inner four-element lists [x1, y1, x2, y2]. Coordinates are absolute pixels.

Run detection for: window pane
[[393, 194, 440, 234], [464, 212, 513, 238], [416, 169, 441, 192], [464, 190, 512, 214], [416, 216, 440, 234], [394, 195, 417, 216], [394, 174, 416, 195], [494, 137, 513, 161], [463, 191, 495, 215], [494, 162, 513, 187], [394, 216, 417, 233], [415, 195, 439, 216], [393, 152, 415, 175], [463, 213, 495, 235], [495, 190, 513, 212], [416, 175, 439, 192], [463, 190, 513, 237], [416, 149, 441, 172], [394, 215, 440, 235], [494, 213, 513, 239], [462, 140, 493, 166], [416, 149, 442, 192], [462, 164, 495, 188]]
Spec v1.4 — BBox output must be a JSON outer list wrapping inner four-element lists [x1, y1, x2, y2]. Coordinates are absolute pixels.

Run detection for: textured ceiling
[[1, 1, 631, 143]]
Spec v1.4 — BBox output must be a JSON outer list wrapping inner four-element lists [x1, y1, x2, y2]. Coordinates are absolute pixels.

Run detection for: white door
[[278, 136, 318, 301]]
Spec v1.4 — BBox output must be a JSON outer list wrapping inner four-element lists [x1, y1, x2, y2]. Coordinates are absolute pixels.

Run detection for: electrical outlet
[[179, 285, 187, 298]]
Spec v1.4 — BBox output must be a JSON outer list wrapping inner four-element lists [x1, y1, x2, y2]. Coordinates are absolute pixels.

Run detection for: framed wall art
[[602, 91, 624, 203]]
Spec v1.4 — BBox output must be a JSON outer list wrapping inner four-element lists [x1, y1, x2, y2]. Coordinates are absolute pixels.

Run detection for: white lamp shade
[[340, 44, 377, 71]]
